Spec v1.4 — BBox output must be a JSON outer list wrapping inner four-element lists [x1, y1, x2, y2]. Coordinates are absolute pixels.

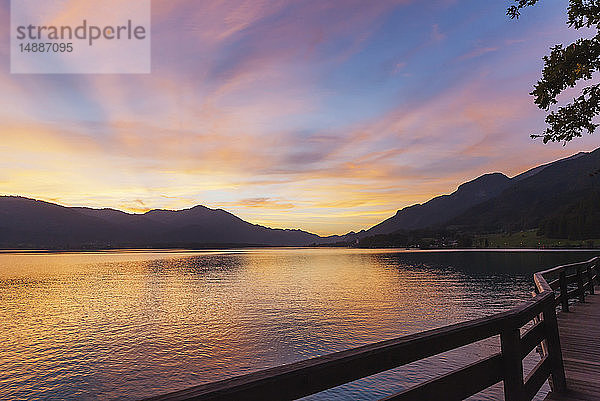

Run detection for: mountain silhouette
[[0, 197, 325, 249], [364, 173, 512, 235], [1, 148, 599, 249], [359, 149, 599, 237], [447, 149, 600, 232]]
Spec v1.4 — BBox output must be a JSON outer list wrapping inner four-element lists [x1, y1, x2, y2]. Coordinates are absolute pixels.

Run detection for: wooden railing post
[[542, 302, 567, 393], [576, 266, 585, 302], [559, 271, 569, 312], [501, 327, 524, 401], [587, 264, 595, 295]]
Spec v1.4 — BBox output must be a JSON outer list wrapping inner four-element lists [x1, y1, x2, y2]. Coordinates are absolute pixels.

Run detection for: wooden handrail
[[147, 256, 599, 401], [534, 256, 599, 313]]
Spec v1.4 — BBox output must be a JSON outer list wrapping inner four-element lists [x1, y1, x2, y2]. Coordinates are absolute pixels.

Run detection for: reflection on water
[[0, 249, 596, 400]]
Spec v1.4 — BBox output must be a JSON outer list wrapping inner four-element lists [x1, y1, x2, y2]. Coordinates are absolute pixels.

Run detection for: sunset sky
[[1, 0, 600, 236]]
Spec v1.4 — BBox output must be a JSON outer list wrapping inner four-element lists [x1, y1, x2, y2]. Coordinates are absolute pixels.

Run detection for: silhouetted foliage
[[357, 229, 474, 249], [538, 191, 600, 239], [508, 0, 600, 143]]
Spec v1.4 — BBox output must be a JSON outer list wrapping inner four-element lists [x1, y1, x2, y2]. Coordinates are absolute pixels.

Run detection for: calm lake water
[[0, 248, 596, 400]]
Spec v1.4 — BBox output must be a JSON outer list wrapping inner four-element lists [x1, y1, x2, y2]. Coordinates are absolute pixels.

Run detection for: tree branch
[[532, 84, 600, 143], [532, 36, 600, 109]]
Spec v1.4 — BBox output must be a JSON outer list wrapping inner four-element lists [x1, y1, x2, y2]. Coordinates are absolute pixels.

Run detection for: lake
[[0, 248, 596, 400]]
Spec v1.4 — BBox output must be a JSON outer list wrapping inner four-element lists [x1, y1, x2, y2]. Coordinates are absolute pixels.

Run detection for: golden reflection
[[0, 248, 548, 399]]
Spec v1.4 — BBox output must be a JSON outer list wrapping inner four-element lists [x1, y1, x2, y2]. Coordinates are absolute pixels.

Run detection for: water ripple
[[0, 249, 595, 400]]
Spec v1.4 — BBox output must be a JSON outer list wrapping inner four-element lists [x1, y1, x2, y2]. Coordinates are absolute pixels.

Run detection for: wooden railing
[[534, 257, 599, 312], [148, 256, 600, 401]]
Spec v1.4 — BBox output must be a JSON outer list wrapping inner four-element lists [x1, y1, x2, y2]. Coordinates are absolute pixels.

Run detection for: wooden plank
[[521, 320, 546, 358], [559, 271, 569, 312], [502, 328, 524, 401], [523, 357, 551, 401], [548, 278, 560, 290], [542, 300, 566, 392], [382, 354, 503, 401], [566, 288, 580, 302], [586, 266, 595, 295], [535, 258, 598, 277], [544, 290, 600, 401], [576, 267, 585, 303]]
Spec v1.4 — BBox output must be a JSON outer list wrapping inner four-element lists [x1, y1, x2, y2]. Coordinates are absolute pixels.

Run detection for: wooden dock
[[545, 290, 600, 401]]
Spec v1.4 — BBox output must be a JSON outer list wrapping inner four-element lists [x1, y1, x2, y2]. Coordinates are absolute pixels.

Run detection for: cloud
[[393, 61, 408, 75], [431, 24, 446, 42], [459, 46, 498, 60], [232, 198, 296, 210], [505, 38, 526, 46]]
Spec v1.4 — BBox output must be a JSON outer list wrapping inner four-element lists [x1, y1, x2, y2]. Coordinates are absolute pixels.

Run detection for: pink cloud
[[459, 46, 498, 60], [431, 24, 446, 42]]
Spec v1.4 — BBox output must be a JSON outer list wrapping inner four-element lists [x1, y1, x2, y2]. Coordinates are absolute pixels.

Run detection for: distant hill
[[0, 197, 325, 249], [448, 148, 600, 233], [358, 148, 600, 239], [364, 173, 512, 235]]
